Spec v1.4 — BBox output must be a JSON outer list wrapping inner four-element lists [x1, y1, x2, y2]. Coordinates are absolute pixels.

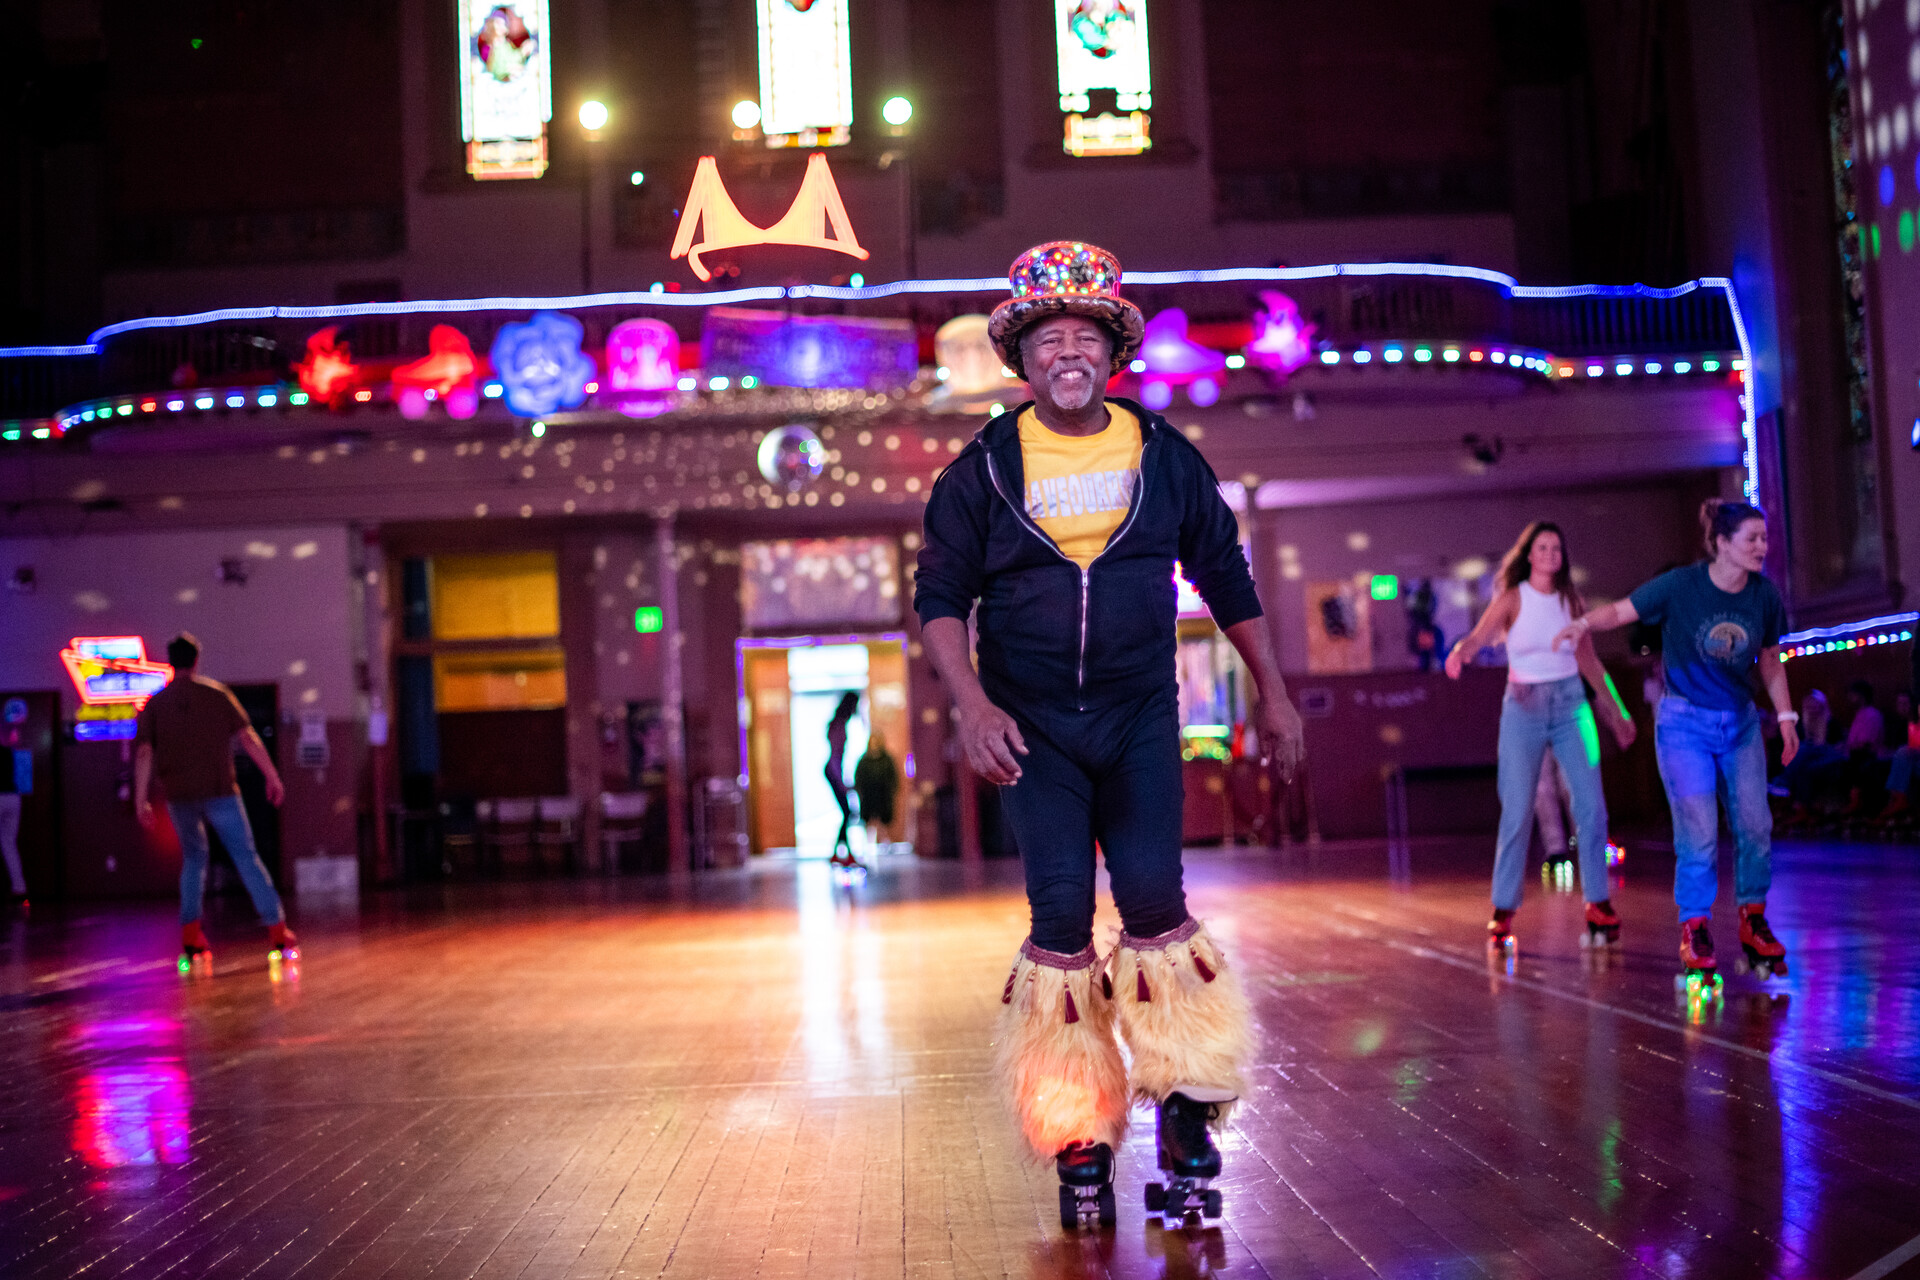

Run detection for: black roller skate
[[1675, 916, 1722, 1000], [1055, 1141, 1116, 1231], [1144, 1092, 1225, 1221], [1580, 899, 1621, 948], [1487, 907, 1516, 951], [1734, 903, 1789, 978]]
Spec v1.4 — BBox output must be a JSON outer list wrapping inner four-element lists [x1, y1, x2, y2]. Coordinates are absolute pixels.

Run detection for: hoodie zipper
[[984, 428, 1152, 710]]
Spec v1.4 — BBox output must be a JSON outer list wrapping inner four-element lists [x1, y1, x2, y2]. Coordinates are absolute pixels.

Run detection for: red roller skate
[[1676, 916, 1722, 998], [1735, 903, 1788, 978], [179, 921, 213, 976], [1487, 908, 1516, 950], [1580, 899, 1621, 948], [267, 922, 300, 962]]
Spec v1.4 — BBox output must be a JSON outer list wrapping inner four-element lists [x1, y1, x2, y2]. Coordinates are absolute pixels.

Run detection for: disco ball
[[757, 422, 825, 488]]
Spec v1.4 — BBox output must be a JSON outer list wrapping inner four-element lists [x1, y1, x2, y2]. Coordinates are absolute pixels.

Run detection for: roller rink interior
[[2, 836, 1918, 1280]]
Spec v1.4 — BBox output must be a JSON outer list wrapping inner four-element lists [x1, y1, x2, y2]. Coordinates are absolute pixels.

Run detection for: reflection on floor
[[1, 837, 1918, 1279]]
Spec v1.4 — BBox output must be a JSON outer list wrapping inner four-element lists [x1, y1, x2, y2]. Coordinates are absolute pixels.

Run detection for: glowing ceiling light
[[1674, 361, 1692, 373], [629, 170, 645, 185], [732, 99, 763, 130], [881, 96, 913, 126], [1442, 348, 1460, 362], [1352, 349, 1373, 364], [578, 100, 609, 132], [1319, 350, 1340, 364], [1615, 362, 1633, 375], [1644, 361, 1662, 374]]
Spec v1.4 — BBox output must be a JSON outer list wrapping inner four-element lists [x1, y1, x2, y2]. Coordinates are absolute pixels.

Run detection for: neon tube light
[[1778, 611, 1919, 645]]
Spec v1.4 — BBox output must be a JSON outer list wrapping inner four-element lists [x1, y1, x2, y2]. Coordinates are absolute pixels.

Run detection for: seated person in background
[[1773, 689, 1843, 821], [1877, 698, 1920, 822], [1840, 680, 1887, 815]]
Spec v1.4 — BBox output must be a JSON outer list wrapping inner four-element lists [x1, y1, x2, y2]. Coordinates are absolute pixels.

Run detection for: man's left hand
[[1252, 696, 1305, 785]]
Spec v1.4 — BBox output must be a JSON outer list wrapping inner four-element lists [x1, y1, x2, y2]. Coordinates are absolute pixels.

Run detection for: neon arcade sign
[[59, 637, 173, 741]]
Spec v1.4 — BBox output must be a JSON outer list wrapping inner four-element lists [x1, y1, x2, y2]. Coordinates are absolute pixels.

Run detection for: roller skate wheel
[[1144, 1182, 1167, 1213], [1058, 1185, 1078, 1232], [1202, 1188, 1223, 1218], [1578, 931, 1592, 949], [1096, 1184, 1116, 1227]]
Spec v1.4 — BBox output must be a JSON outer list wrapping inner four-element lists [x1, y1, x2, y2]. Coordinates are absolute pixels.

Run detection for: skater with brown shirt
[[134, 633, 298, 969]]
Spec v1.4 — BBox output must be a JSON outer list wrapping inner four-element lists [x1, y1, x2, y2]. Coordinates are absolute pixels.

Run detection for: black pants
[[998, 688, 1189, 954]]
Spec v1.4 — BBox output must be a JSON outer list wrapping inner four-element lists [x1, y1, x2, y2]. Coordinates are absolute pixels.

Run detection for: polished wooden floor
[[2, 838, 1918, 1280]]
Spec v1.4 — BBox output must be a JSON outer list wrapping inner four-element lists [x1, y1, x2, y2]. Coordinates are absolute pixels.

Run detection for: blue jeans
[[1888, 746, 1918, 796], [999, 689, 1187, 954], [1654, 697, 1772, 921], [1492, 677, 1610, 909], [170, 794, 285, 927]]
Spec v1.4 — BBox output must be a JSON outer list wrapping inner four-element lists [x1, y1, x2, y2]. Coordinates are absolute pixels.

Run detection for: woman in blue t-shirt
[[1553, 500, 1798, 987]]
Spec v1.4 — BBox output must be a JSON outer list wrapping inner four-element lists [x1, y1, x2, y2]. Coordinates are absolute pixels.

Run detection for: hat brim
[[988, 296, 1144, 381]]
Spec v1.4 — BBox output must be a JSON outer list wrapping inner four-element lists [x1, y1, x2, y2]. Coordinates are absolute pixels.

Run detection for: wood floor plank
[[2, 841, 1918, 1279]]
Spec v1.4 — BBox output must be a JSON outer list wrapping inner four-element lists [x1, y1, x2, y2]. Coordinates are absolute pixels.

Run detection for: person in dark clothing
[[915, 241, 1304, 1214], [853, 733, 900, 854], [824, 691, 861, 868]]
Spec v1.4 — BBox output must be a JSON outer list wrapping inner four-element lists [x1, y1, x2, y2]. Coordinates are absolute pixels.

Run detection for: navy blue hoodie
[[914, 398, 1262, 712]]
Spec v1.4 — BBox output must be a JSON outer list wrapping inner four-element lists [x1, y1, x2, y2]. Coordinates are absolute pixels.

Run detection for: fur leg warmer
[[993, 938, 1129, 1159], [1110, 918, 1255, 1119]]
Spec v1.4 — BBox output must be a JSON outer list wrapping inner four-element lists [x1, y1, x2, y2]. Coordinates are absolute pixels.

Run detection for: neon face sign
[[603, 319, 680, 418], [671, 154, 868, 282]]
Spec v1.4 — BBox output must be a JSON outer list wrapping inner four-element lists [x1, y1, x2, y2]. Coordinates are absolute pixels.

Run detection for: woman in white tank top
[[1445, 522, 1637, 948]]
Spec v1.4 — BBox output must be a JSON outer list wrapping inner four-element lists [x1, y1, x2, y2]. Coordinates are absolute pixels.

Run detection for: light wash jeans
[[1653, 696, 1772, 922], [170, 794, 285, 927], [1492, 677, 1610, 909]]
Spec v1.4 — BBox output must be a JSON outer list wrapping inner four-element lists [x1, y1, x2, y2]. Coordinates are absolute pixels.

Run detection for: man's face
[[1021, 316, 1111, 414]]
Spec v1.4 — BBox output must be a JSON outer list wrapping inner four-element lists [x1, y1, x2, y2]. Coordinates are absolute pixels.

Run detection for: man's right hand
[[957, 697, 1029, 784]]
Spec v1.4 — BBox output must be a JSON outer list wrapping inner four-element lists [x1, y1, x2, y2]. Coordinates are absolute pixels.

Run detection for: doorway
[[740, 635, 911, 856]]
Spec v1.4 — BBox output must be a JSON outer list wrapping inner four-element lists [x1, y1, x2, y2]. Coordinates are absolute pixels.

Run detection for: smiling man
[[914, 242, 1304, 1227]]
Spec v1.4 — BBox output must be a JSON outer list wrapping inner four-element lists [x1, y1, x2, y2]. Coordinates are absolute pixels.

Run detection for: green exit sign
[[634, 606, 664, 633], [1369, 574, 1400, 601]]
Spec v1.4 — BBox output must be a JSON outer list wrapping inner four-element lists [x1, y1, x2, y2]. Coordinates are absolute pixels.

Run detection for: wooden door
[[864, 642, 911, 844], [744, 649, 794, 851]]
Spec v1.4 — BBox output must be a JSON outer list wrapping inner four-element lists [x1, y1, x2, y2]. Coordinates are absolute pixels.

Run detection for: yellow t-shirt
[[1017, 404, 1143, 568]]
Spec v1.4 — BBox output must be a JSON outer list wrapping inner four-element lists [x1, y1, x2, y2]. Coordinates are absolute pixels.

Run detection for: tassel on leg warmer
[[992, 938, 1129, 1159], [1110, 918, 1255, 1122]]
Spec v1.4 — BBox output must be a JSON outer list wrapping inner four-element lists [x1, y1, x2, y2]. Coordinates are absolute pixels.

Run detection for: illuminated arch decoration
[[670, 154, 868, 282], [604, 319, 681, 419], [1057, 0, 1152, 156], [756, 0, 853, 147], [293, 327, 360, 403], [489, 311, 596, 416], [392, 325, 481, 420], [459, 1, 553, 179]]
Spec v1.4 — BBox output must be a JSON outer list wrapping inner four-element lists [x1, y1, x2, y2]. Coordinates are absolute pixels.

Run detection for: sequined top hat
[[987, 241, 1146, 381]]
